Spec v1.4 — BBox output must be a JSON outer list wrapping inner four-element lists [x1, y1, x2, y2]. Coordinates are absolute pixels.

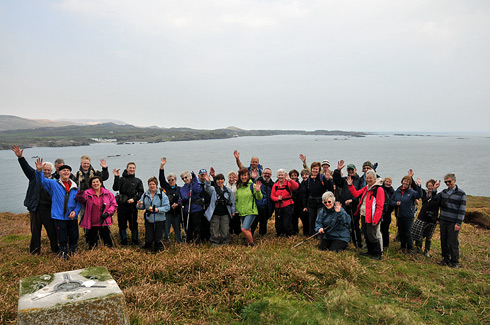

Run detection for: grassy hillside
[[1, 197, 489, 324]]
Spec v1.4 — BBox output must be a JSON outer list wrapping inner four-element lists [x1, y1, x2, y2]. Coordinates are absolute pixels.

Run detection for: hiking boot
[[437, 259, 449, 266], [424, 251, 431, 258], [120, 238, 128, 246], [450, 263, 460, 269], [369, 254, 382, 260], [359, 251, 371, 257]]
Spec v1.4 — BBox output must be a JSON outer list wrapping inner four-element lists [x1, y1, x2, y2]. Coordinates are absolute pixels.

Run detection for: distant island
[[0, 115, 367, 150]]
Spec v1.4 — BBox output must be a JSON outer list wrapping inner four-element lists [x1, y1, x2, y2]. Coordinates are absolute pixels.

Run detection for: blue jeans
[[241, 215, 256, 230]]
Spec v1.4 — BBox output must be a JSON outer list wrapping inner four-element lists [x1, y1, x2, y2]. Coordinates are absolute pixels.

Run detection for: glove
[[191, 171, 196, 179], [101, 212, 109, 220]]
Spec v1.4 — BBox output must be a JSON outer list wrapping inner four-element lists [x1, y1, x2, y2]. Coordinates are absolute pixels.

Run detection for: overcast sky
[[1, 1, 489, 132]]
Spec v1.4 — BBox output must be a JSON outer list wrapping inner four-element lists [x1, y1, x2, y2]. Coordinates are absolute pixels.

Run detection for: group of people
[[12, 145, 466, 268]]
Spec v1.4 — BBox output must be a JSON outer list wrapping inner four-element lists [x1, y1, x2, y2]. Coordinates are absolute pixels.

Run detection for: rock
[[18, 267, 129, 324]]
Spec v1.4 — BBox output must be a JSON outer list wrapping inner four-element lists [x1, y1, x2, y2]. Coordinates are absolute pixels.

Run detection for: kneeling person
[[315, 192, 351, 252]]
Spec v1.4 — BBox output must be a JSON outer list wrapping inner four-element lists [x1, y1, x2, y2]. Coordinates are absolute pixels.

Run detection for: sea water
[[0, 134, 488, 213]]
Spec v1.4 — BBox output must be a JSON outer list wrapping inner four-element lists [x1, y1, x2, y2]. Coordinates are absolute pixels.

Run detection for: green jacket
[[235, 180, 263, 216]]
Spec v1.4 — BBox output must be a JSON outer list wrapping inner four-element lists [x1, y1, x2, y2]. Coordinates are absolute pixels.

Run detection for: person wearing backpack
[[250, 168, 274, 236], [159, 157, 183, 243], [203, 173, 236, 246], [235, 168, 263, 247], [137, 177, 170, 252], [347, 169, 385, 260], [271, 169, 299, 237]]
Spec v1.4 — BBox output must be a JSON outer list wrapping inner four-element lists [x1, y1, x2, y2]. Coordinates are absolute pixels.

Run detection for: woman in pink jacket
[[347, 169, 385, 260], [271, 169, 299, 237], [76, 176, 118, 249]]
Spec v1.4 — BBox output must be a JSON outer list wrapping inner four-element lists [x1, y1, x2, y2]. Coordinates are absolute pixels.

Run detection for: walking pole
[[186, 186, 192, 232], [292, 226, 329, 249]]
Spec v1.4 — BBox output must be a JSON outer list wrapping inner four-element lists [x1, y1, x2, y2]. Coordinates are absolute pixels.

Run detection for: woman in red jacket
[[271, 169, 299, 237], [347, 169, 385, 259]]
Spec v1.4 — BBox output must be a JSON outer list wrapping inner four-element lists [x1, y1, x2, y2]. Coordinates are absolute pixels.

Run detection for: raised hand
[[434, 180, 441, 189], [337, 160, 345, 170], [100, 159, 107, 168], [408, 169, 414, 178], [204, 174, 211, 183], [299, 154, 306, 162], [346, 176, 353, 186], [334, 202, 341, 212], [35, 157, 44, 171], [11, 145, 23, 158], [254, 180, 262, 192], [209, 167, 215, 177], [112, 168, 120, 177], [416, 177, 422, 186], [233, 150, 240, 159], [251, 169, 258, 180], [160, 157, 167, 168]]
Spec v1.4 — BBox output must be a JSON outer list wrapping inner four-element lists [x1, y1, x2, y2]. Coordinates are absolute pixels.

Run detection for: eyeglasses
[[323, 200, 333, 204], [168, 178, 175, 182], [444, 180, 452, 184]]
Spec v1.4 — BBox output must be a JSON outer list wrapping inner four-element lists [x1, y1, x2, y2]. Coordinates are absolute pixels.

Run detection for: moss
[[80, 266, 113, 282], [2, 234, 30, 243], [20, 274, 54, 296]]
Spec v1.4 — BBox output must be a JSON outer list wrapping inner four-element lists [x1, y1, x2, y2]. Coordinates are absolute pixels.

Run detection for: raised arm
[[234, 150, 245, 170]]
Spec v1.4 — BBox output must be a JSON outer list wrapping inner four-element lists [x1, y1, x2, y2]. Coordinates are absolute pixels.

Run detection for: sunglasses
[[444, 180, 452, 184], [181, 176, 188, 180], [323, 200, 333, 204]]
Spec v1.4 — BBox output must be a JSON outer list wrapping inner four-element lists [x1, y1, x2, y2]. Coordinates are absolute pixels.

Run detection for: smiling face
[[181, 175, 190, 184], [91, 178, 101, 191], [311, 166, 320, 176], [290, 172, 298, 182], [347, 168, 357, 177], [444, 177, 456, 190], [216, 178, 225, 188], [402, 178, 410, 189], [59, 168, 71, 182], [250, 157, 259, 169], [148, 181, 157, 192], [42, 164, 52, 178], [384, 178, 392, 188], [228, 172, 237, 185], [277, 171, 286, 182], [167, 176, 176, 187], [323, 198, 334, 209], [366, 174, 375, 186], [240, 173, 250, 183], [262, 169, 272, 181], [126, 164, 136, 176], [81, 159, 91, 172]]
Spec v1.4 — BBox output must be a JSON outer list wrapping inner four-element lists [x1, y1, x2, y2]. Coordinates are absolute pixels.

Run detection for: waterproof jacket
[[74, 165, 109, 190], [348, 178, 385, 225], [390, 185, 423, 218], [270, 179, 299, 208], [159, 168, 182, 217], [137, 189, 171, 223], [76, 187, 117, 229], [204, 182, 236, 221], [333, 169, 361, 208], [235, 180, 263, 216], [417, 189, 439, 224], [18, 157, 51, 212], [36, 171, 82, 220], [179, 174, 203, 214], [315, 206, 352, 242], [303, 175, 334, 208], [112, 170, 144, 205], [257, 177, 275, 217]]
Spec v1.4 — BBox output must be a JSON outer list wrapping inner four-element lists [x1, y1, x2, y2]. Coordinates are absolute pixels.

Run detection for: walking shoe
[[450, 263, 459, 269], [437, 260, 449, 266], [120, 238, 128, 246], [424, 251, 431, 258], [369, 254, 382, 260], [359, 251, 371, 257]]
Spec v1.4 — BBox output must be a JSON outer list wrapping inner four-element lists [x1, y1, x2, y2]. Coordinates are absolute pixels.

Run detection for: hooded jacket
[[348, 178, 385, 225], [204, 182, 236, 222], [179, 174, 203, 214], [315, 206, 352, 242], [76, 187, 117, 229], [36, 171, 82, 220], [137, 189, 171, 223], [270, 179, 299, 208], [235, 180, 263, 216], [112, 170, 144, 205]]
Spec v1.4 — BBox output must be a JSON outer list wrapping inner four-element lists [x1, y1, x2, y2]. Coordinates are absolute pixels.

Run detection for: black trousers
[[54, 219, 79, 254], [29, 209, 58, 254], [144, 220, 165, 250], [380, 213, 392, 248], [184, 211, 202, 243], [275, 205, 294, 237], [117, 203, 138, 231], [251, 207, 272, 236], [307, 204, 322, 236], [319, 238, 348, 252], [397, 217, 414, 250], [440, 220, 460, 264], [86, 226, 113, 249], [200, 213, 211, 243], [229, 214, 242, 235]]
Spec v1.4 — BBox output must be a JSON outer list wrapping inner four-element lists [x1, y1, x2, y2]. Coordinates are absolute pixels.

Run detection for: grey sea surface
[[1, 134, 488, 214]]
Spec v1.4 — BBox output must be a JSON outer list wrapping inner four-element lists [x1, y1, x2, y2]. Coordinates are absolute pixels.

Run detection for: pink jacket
[[76, 187, 118, 229]]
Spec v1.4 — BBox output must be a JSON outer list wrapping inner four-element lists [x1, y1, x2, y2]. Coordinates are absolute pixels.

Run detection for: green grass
[[1, 198, 490, 324]]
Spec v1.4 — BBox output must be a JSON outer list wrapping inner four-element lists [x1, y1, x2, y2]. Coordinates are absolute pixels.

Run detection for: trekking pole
[[292, 226, 329, 249], [186, 186, 192, 232]]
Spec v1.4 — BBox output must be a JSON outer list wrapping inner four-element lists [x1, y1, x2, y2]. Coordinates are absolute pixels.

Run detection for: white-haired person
[[347, 169, 385, 260], [315, 191, 352, 252], [270, 169, 299, 237]]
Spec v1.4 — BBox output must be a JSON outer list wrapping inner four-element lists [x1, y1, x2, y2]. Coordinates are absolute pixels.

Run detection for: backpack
[[250, 183, 267, 210]]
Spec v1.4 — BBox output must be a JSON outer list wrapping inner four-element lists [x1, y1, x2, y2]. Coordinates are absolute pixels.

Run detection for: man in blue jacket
[[35, 158, 82, 259], [11, 145, 58, 255]]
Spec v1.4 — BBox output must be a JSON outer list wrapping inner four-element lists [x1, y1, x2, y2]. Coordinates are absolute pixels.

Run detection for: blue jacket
[[179, 175, 202, 214], [315, 206, 351, 243], [204, 182, 236, 222], [390, 185, 423, 218], [137, 189, 170, 223], [35, 170, 82, 220]]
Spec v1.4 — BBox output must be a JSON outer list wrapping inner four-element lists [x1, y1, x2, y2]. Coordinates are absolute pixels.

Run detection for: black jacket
[[417, 189, 439, 223], [333, 169, 361, 210], [74, 165, 109, 190], [158, 169, 182, 216], [18, 157, 51, 212], [112, 170, 144, 205], [303, 174, 334, 208]]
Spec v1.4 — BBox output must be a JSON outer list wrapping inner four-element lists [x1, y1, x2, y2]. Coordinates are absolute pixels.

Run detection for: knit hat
[[362, 161, 374, 168], [58, 164, 72, 172]]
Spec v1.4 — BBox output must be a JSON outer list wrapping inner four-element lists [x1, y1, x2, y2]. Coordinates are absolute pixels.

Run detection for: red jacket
[[348, 183, 385, 225], [271, 179, 299, 208]]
